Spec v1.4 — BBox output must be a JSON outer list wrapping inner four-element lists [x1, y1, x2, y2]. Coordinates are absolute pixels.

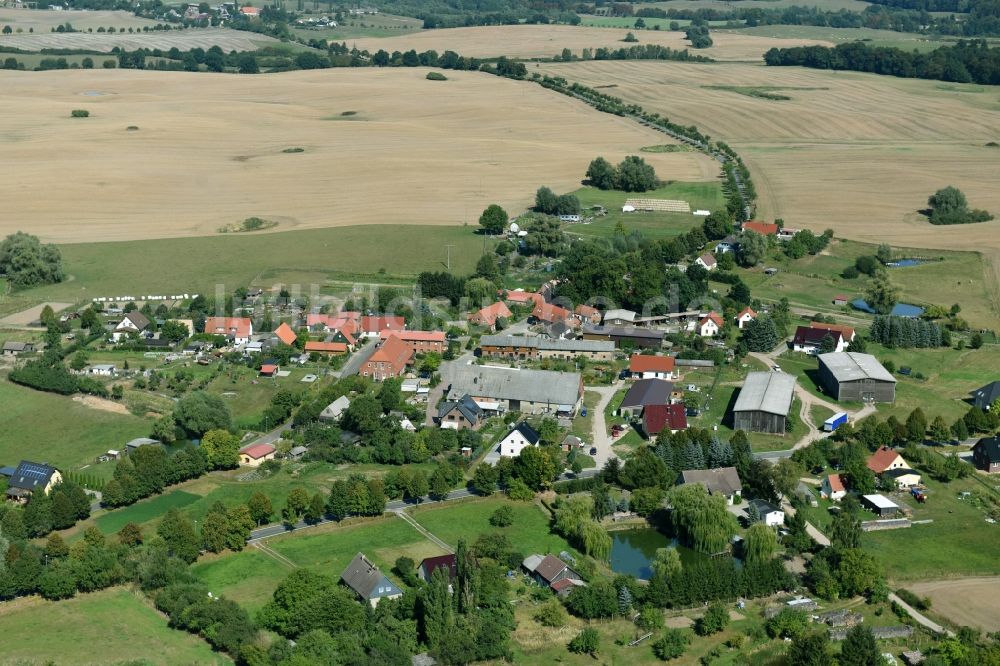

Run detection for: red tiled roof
[[737, 307, 757, 320], [260, 364, 278, 375], [808, 322, 856, 341], [367, 335, 414, 371], [420, 554, 457, 580], [532, 301, 571, 324], [550, 578, 579, 593], [274, 322, 297, 346], [505, 290, 542, 304], [826, 474, 846, 492], [629, 354, 676, 373], [240, 442, 275, 459], [642, 403, 687, 435], [867, 446, 902, 474], [468, 301, 512, 327], [380, 330, 446, 343], [240, 6, 260, 15], [204, 317, 252, 340], [700, 312, 723, 327], [361, 315, 404, 334], [575, 304, 600, 318], [793, 326, 843, 347], [743, 221, 779, 236], [305, 341, 348, 353]]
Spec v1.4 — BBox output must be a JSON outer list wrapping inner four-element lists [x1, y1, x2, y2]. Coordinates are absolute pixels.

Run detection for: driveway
[[336, 338, 376, 378], [589, 382, 623, 469]]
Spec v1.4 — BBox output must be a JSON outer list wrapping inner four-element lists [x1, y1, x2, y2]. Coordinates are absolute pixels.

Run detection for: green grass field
[[193, 514, 443, 614], [727, 25, 1000, 51], [568, 182, 725, 241], [745, 238, 997, 329], [95, 490, 201, 534], [290, 12, 422, 40], [408, 496, 578, 558], [864, 475, 1000, 581], [5, 225, 495, 317], [0, 587, 228, 665], [0, 377, 152, 475]]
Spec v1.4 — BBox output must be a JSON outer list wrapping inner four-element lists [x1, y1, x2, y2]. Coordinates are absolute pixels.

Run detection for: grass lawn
[[289, 13, 421, 39], [194, 514, 445, 614], [810, 403, 836, 429], [95, 490, 201, 535], [569, 390, 600, 442], [567, 182, 725, 241], [0, 376, 152, 474], [744, 239, 997, 329], [0, 587, 228, 665], [408, 496, 578, 559], [205, 364, 331, 429], [9, 225, 496, 316], [864, 474, 1000, 582]]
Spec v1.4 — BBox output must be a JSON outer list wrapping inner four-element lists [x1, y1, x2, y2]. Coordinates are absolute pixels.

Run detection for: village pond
[[609, 527, 719, 580]]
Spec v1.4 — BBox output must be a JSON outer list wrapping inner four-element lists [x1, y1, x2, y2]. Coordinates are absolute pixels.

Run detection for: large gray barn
[[817, 352, 896, 403], [732, 371, 797, 434]]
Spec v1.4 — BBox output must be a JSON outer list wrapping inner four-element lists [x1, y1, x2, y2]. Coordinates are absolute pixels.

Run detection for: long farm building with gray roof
[[818, 352, 896, 403], [445, 364, 583, 415], [732, 371, 797, 434]]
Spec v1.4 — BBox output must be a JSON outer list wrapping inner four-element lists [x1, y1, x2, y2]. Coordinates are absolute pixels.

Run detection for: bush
[[694, 602, 729, 636], [841, 265, 860, 279], [652, 628, 689, 660], [568, 628, 599, 655], [533, 599, 567, 627], [896, 588, 931, 611], [70, 109, 90, 118], [426, 71, 447, 80], [489, 504, 514, 527]]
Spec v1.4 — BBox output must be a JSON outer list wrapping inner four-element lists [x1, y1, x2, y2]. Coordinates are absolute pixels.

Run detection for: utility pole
[[445, 245, 455, 271]]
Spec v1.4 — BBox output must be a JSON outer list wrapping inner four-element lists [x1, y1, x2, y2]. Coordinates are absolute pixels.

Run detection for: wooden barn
[[732, 371, 797, 434], [818, 352, 896, 403]]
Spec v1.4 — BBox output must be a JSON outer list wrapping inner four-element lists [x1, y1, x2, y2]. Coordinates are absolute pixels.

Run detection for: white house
[[735, 307, 757, 330], [320, 396, 351, 422], [498, 422, 541, 457], [695, 253, 717, 271], [113, 311, 151, 341], [88, 364, 116, 376], [698, 312, 723, 337], [821, 474, 847, 501], [750, 499, 785, 527]]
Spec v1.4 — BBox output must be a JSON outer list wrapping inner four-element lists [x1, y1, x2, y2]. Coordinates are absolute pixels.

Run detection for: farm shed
[[817, 352, 896, 403], [861, 494, 900, 518], [732, 371, 797, 434]]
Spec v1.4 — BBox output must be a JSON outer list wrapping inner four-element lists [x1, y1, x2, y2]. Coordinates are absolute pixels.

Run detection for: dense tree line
[[764, 39, 1000, 85], [586, 155, 659, 192], [869, 314, 946, 348], [102, 444, 210, 508]]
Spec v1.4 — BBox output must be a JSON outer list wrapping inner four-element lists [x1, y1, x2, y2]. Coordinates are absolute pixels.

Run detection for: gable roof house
[[445, 365, 583, 416], [749, 499, 785, 527], [304, 341, 349, 355], [574, 304, 602, 325], [866, 447, 908, 474], [6, 461, 62, 503], [641, 403, 688, 437], [602, 309, 637, 326], [113, 311, 151, 341], [697, 312, 723, 337], [679, 467, 743, 505], [619, 378, 673, 418], [971, 381, 1000, 411], [418, 554, 458, 582], [742, 221, 779, 236], [883, 467, 921, 489], [715, 235, 740, 254], [274, 322, 298, 346], [340, 553, 403, 607], [380, 329, 446, 354], [695, 253, 717, 271], [239, 442, 277, 467], [319, 396, 351, 422], [1, 341, 34, 356], [821, 474, 847, 501], [733, 371, 797, 434], [204, 317, 254, 345], [792, 326, 846, 355], [808, 322, 856, 343], [468, 301, 513, 331], [972, 435, 1000, 473], [498, 421, 541, 457], [438, 394, 483, 430], [504, 290, 543, 306], [629, 354, 677, 380], [735, 307, 757, 330], [522, 554, 584, 595], [531, 302, 573, 326], [361, 334, 413, 382], [360, 315, 405, 338]]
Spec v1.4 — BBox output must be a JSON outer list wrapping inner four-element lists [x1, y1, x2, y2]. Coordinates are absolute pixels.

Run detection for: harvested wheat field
[[0, 8, 159, 32], [540, 60, 1000, 297], [907, 577, 1000, 632], [0, 67, 714, 243], [0, 27, 280, 53], [349, 24, 831, 61]]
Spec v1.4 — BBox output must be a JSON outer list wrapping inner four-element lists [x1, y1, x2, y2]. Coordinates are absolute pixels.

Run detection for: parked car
[[590, 447, 597, 456]]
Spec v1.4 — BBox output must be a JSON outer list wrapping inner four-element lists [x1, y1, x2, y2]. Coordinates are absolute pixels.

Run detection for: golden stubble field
[[349, 24, 832, 61], [0, 67, 716, 243], [539, 60, 1000, 309]]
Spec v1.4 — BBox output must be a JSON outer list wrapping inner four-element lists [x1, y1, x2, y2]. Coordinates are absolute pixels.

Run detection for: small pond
[[609, 528, 711, 579], [851, 299, 924, 318], [887, 259, 926, 268]]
